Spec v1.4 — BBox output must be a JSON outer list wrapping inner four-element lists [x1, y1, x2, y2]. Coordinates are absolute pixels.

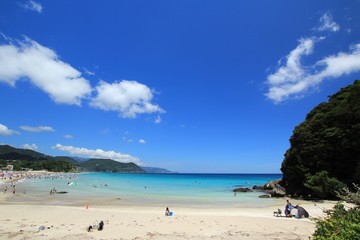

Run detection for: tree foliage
[[313, 203, 360, 240], [313, 185, 360, 239], [337, 184, 360, 206], [304, 171, 346, 199], [281, 80, 360, 197]]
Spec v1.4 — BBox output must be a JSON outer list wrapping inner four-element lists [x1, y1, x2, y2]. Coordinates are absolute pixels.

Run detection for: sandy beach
[[0, 171, 337, 240], [0, 202, 335, 240]]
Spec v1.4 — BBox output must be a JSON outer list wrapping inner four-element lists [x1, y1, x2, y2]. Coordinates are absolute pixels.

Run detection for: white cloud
[[268, 38, 316, 86], [266, 42, 360, 103], [0, 38, 92, 105], [53, 144, 140, 164], [317, 13, 340, 32], [20, 125, 55, 132], [90, 80, 164, 118], [64, 134, 73, 139], [154, 115, 162, 124], [139, 139, 146, 144], [22, 0, 43, 13], [23, 143, 38, 150], [0, 123, 18, 135], [83, 67, 95, 76]]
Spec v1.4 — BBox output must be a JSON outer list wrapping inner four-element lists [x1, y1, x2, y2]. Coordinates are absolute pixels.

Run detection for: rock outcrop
[[233, 187, 252, 192]]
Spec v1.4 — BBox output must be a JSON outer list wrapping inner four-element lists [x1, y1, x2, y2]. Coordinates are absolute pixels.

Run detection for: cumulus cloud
[[139, 139, 146, 144], [0, 123, 19, 135], [90, 80, 165, 118], [266, 41, 360, 103], [0, 36, 164, 119], [317, 13, 340, 32], [53, 144, 140, 164], [23, 143, 38, 150], [20, 125, 55, 132], [21, 0, 43, 13], [64, 134, 74, 139], [0, 37, 92, 105]]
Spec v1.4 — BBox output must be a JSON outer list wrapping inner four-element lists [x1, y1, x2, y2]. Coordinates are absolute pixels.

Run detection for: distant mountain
[[0, 144, 51, 161], [0, 145, 74, 172], [53, 156, 81, 166], [141, 166, 174, 173], [81, 159, 145, 173], [0, 145, 172, 174], [71, 156, 89, 162], [0, 145, 144, 173]]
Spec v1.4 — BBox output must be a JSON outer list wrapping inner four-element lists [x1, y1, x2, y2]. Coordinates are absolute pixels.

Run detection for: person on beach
[[4, 186, 7, 194], [285, 200, 294, 217], [165, 207, 170, 216], [98, 221, 104, 231], [87, 225, 93, 232]]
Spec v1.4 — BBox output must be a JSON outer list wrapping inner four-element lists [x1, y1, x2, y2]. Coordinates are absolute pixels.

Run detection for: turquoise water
[[19, 173, 282, 208]]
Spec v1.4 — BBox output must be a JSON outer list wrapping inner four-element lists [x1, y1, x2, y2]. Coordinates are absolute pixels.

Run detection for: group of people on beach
[[87, 221, 104, 232], [3, 182, 16, 195], [1, 170, 80, 198], [274, 200, 309, 219]]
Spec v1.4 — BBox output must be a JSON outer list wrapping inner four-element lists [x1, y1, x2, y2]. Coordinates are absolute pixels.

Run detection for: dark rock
[[264, 179, 286, 197], [259, 194, 272, 198], [233, 187, 252, 192], [252, 185, 265, 190]]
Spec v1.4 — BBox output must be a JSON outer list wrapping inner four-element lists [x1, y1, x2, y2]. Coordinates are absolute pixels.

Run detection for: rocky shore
[[233, 179, 286, 198]]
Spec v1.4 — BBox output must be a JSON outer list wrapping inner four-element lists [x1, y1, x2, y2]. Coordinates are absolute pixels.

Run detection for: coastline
[[0, 171, 337, 239], [0, 201, 336, 240]]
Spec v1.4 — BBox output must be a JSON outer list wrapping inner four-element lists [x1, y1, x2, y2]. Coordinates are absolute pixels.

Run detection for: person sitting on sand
[[87, 225, 93, 232], [98, 221, 104, 231], [285, 200, 294, 217], [165, 207, 170, 216]]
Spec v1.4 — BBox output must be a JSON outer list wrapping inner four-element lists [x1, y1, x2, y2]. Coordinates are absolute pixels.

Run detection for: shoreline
[[0, 171, 338, 239]]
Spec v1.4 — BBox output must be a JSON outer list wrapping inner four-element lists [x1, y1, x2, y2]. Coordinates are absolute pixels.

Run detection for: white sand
[[0, 197, 336, 240], [0, 171, 337, 239]]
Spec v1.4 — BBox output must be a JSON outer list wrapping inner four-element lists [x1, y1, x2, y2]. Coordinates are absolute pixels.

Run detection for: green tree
[[281, 80, 360, 197], [304, 171, 346, 199], [313, 185, 360, 239], [313, 203, 360, 240], [337, 184, 360, 206]]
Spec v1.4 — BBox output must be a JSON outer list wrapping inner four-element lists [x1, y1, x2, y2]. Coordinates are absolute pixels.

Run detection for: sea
[[17, 173, 283, 208]]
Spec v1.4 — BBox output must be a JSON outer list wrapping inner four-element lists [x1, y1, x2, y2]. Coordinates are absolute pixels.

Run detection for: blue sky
[[0, 1, 360, 173]]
